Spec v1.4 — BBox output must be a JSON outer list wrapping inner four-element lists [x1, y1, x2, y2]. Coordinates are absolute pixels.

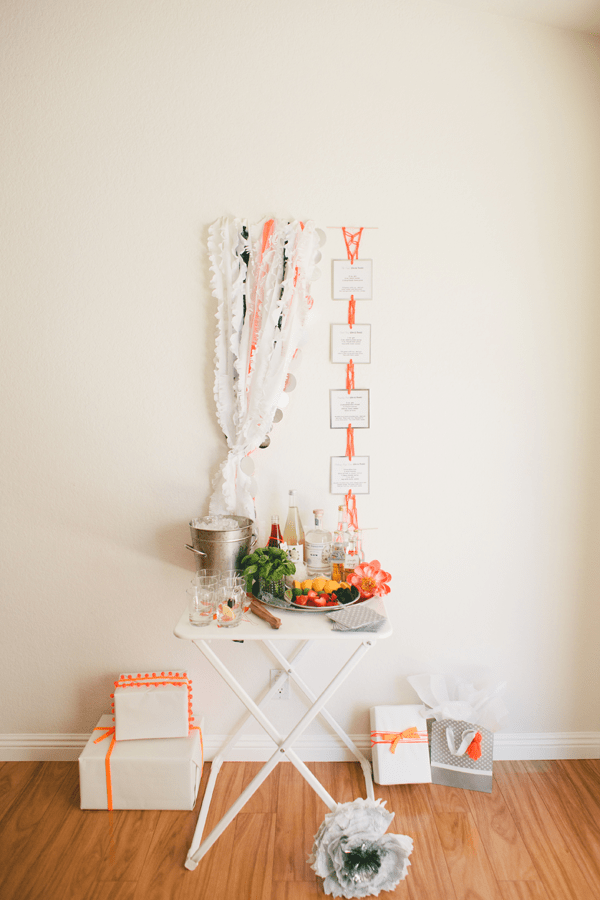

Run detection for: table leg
[[184, 637, 374, 871], [185, 641, 313, 867], [185, 747, 283, 869], [264, 639, 375, 799]]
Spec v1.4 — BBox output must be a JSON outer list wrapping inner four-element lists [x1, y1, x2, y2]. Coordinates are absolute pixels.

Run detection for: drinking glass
[[217, 578, 245, 627], [187, 573, 218, 626]]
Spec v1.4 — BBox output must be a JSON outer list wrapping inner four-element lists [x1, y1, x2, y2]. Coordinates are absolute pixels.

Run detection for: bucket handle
[[185, 544, 206, 557]]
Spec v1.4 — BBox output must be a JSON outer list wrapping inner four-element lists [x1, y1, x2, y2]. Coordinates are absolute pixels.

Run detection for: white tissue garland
[[309, 798, 413, 898], [208, 216, 320, 518], [407, 673, 508, 733]]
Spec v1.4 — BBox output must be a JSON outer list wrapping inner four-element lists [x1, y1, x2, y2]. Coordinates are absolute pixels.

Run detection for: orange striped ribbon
[[371, 727, 429, 754], [93, 726, 117, 810], [93, 723, 203, 812]]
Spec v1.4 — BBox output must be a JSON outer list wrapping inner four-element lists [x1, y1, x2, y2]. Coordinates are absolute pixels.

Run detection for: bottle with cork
[[304, 509, 332, 577], [330, 504, 349, 582], [283, 490, 304, 564]]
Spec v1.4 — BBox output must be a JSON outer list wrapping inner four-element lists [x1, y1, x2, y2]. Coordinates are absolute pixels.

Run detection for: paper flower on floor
[[308, 798, 413, 898], [347, 561, 391, 600]]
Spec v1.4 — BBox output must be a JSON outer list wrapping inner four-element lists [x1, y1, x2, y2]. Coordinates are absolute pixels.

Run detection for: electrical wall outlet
[[270, 669, 289, 700]]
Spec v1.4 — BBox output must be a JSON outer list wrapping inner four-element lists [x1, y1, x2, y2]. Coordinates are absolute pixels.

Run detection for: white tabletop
[[174, 596, 392, 642]]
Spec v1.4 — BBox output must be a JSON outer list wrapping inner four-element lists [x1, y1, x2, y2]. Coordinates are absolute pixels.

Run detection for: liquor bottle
[[283, 490, 304, 564], [330, 504, 349, 582], [354, 529, 365, 566], [267, 515, 283, 549], [305, 509, 332, 577], [343, 532, 359, 582]]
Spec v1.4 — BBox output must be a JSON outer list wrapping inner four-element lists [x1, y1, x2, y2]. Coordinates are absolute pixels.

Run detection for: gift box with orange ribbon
[[370, 705, 431, 785], [79, 714, 203, 810], [112, 671, 194, 741]]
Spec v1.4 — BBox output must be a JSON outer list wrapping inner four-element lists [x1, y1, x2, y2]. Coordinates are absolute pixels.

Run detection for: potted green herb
[[240, 547, 296, 599]]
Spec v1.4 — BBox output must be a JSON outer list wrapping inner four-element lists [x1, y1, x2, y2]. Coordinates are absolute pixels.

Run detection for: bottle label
[[330, 544, 345, 564], [286, 543, 303, 564], [306, 542, 330, 567]]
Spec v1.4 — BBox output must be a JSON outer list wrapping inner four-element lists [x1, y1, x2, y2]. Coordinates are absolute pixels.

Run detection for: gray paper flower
[[308, 798, 413, 898]]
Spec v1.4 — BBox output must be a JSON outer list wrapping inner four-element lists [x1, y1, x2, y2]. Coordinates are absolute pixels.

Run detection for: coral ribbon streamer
[[348, 296, 355, 328], [346, 359, 355, 394], [342, 227, 363, 264], [343, 227, 362, 330], [346, 424, 355, 461], [467, 732, 482, 760], [345, 490, 358, 530], [371, 728, 428, 754]]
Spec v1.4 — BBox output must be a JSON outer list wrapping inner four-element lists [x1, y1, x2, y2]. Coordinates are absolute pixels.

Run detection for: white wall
[[2, 0, 600, 750]]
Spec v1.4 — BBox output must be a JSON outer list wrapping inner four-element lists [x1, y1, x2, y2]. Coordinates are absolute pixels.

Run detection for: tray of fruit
[[259, 577, 361, 612]]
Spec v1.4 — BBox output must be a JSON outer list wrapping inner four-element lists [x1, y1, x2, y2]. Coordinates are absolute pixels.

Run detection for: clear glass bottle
[[354, 529, 365, 566], [283, 490, 304, 564], [305, 509, 332, 577], [330, 504, 349, 582], [267, 515, 283, 549], [343, 532, 359, 581]]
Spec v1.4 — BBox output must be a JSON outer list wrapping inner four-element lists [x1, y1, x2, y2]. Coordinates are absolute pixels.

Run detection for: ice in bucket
[[188, 515, 254, 576]]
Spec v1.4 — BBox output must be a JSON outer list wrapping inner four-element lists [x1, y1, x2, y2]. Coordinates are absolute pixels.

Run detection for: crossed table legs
[[184, 637, 376, 871]]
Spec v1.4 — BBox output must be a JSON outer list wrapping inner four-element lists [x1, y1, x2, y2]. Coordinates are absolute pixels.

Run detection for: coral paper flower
[[348, 560, 391, 599]]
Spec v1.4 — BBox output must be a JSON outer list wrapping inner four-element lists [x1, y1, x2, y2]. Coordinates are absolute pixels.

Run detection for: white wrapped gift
[[112, 671, 193, 741], [370, 705, 431, 785], [79, 715, 203, 810]]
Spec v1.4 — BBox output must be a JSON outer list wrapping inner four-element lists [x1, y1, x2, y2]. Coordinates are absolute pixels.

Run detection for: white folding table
[[173, 597, 392, 871]]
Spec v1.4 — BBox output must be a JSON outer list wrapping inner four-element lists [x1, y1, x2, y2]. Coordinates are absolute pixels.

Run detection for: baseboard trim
[[1, 731, 599, 762]]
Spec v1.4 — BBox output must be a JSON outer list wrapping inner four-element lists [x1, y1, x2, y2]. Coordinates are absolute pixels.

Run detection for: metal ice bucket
[[188, 516, 254, 576]]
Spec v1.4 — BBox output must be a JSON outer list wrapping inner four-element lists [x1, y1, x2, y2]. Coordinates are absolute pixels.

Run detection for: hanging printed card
[[331, 324, 371, 364], [330, 390, 370, 429], [332, 260, 373, 300], [330, 456, 370, 494]]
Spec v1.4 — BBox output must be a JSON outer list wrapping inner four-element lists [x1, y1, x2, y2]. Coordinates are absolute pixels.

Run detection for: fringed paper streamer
[[208, 217, 321, 518], [346, 424, 355, 461]]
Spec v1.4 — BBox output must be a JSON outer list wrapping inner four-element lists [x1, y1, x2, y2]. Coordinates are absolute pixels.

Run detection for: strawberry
[[312, 594, 327, 607], [307, 590, 318, 600], [294, 595, 308, 606]]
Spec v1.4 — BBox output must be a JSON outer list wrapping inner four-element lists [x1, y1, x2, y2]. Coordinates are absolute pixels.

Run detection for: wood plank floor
[[1, 759, 599, 900]]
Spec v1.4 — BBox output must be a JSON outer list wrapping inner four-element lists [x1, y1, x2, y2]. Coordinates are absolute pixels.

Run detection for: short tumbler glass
[[187, 573, 218, 626], [221, 573, 250, 611], [216, 577, 245, 627]]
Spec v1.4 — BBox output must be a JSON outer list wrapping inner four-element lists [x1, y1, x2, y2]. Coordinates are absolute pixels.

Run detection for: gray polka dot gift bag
[[407, 673, 507, 795], [429, 719, 494, 793]]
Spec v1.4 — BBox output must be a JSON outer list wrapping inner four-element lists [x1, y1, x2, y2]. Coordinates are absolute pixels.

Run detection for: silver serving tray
[[259, 591, 361, 614]]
